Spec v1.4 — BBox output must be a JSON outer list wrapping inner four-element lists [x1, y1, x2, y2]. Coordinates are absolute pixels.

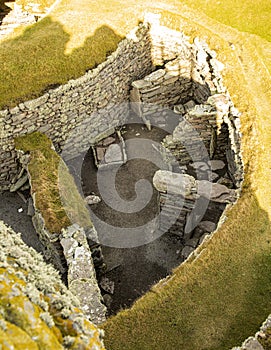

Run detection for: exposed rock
[[100, 277, 115, 294], [9, 174, 28, 192], [60, 224, 106, 325], [0, 221, 105, 349], [85, 195, 101, 205], [96, 147, 106, 161], [102, 136, 115, 146], [197, 221, 217, 233], [153, 170, 197, 198], [27, 197, 35, 216], [181, 246, 194, 260], [209, 159, 225, 171], [197, 181, 237, 203]]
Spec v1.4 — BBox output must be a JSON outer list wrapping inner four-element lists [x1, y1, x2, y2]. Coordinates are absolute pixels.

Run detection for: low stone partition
[[60, 224, 106, 324], [130, 57, 193, 128], [153, 170, 237, 249], [14, 132, 106, 323]]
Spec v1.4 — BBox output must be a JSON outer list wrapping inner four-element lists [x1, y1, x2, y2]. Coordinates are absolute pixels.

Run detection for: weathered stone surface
[[153, 170, 197, 197], [104, 144, 123, 163], [197, 181, 237, 203], [209, 159, 225, 171], [197, 221, 217, 233], [85, 195, 101, 205], [9, 173, 28, 192], [181, 246, 194, 259], [60, 224, 106, 325], [102, 136, 115, 147], [0, 221, 105, 349], [100, 277, 115, 294]]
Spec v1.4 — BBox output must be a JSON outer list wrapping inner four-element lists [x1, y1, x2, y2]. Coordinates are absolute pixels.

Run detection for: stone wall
[[0, 220, 105, 348], [0, 23, 153, 190], [162, 93, 243, 186], [153, 170, 237, 245], [0, 14, 243, 191]]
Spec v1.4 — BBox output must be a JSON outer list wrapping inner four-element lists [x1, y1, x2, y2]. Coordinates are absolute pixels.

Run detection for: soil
[[77, 120, 187, 315], [0, 191, 43, 252]]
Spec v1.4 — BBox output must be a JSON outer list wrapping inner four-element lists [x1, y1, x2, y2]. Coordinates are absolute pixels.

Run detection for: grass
[[0, 0, 270, 109], [15, 132, 93, 233], [2, 0, 271, 349], [102, 6, 271, 350]]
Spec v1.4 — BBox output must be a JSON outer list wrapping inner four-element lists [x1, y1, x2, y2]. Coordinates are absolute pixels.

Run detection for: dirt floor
[[78, 121, 186, 315], [0, 191, 43, 252]]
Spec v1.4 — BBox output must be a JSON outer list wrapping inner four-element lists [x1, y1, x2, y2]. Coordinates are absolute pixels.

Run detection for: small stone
[[186, 238, 199, 248], [197, 221, 217, 233], [184, 100, 196, 111], [102, 137, 115, 147], [27, 198, 35, 216], [174, 104, 185, 115], [100, 277, 114, 294], [104, 144, 123, 163], [190, 162, 209, 171], [144, 69, 166, 82], [209, 172, 220, 182], [181, 246, 194, 260], [85, 195, 101, 205], [96, 147, 106, 161], [209, 160, 225, 171], [132, 80, 152, 89], [10, 174, 28, 192]]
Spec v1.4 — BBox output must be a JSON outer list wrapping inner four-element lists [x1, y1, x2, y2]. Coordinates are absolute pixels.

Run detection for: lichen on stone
[[0, 221, 105, 349]]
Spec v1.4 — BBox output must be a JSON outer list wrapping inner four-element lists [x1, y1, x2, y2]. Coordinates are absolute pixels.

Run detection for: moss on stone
[[15, 132, 93, 234], [258, 328, 271, 349], [0, 221, 105, 349]]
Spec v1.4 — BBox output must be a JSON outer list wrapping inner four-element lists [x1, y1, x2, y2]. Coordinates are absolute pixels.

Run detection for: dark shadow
[[0, 191, 43, 252], [0, 0, 15, 24]]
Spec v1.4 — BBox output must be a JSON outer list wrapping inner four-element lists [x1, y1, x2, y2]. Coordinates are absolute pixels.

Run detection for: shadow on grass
[[0, 16, 123, 108]]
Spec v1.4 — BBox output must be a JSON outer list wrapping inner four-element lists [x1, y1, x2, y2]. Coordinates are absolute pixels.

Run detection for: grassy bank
[[15, 132, 93, 233], [1, 0, 270, 109], [2, 0, 271, 348], [102, 6, 271, 350]]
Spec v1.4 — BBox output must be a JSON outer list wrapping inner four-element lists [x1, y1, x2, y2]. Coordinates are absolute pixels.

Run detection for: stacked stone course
[[0, 23, 153, 189]]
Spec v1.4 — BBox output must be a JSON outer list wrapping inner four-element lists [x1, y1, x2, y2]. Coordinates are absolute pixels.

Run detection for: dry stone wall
[[0, 220, 105, 348], [153, 170, 237, 243], [0, 23, 153, 190]]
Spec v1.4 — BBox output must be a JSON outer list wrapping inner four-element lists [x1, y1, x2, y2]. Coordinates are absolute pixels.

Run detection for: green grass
[[15, 132, 93, 233], [2, 0, 271, 349], [179, 0, 271, 42], [102, 6, 271, 350], [0, 0, 270, 109]]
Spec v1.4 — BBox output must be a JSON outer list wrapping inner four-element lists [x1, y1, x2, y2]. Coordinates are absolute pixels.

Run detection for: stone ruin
[[0, 12, 243, 327], [128, 18, 243, 260]]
